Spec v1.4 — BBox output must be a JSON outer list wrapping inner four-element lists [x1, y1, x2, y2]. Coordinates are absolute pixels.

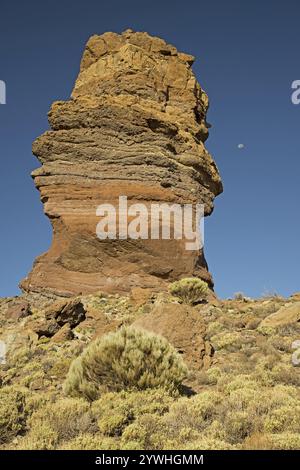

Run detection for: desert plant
[[224, 411, 255, 443], [27, 398, 95, 442], [169, 278, 209, 305], [162, 391, 223, 436], [180, 437, 235, 450], [263, 406, 300, 433], [16, 423, 58, 450], [59, 433, 119, 450], [233, 292, 245, 301], [92, 388, 174, 436], [210, 332, 243, 352], [0, 386, 27, 444], [268, 432, 300, 450], [64, 327, 188, 401], [120, 413, 164, 450]]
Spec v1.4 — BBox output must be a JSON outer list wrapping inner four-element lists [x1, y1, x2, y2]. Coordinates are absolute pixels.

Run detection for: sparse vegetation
[[169, 278, 209, 305], [1, 292, 300, 450]]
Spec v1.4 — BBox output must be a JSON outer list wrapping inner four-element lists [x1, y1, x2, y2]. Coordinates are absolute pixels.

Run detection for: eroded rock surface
[[133, 303, 214, 368], [21, 29, 222, 297], [259, 301, 300, 328]]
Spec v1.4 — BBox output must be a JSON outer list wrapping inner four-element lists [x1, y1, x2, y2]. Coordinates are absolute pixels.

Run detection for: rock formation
[[259, 302, 300, 328], [21, 29, 222, 297], [133, 303, 214, 369]]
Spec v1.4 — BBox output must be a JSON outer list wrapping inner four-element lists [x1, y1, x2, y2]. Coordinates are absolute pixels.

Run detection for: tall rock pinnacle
[[21, 30, 223, 297]]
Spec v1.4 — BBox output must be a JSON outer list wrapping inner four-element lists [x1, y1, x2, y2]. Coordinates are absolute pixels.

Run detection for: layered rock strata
[[21, 29, 222, 296]]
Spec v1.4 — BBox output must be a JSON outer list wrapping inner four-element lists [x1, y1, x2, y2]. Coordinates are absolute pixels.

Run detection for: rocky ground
[[0, 288, 299, 450]]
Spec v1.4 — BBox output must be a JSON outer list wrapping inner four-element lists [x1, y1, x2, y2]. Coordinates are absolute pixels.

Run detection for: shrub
[[92, 389, 174, 436], [206, 321, 225, 338], [169, 278, 209, 305], [197, 367, 223, 386], [247, 385, 299, 417], [269, 432, 300, 450], [233, 292, 246, 301], [120, 414, 163, 450], [210, 332, 242, 352], [161, 391, 223, 437], [181, 438, 235, 450], [257, 325, 276, 336], [271, 363, 300, 386], [226, 388, 260, 412], [16, 423, 58, 450], [97, 412, 130, 437], [24, 392, 50, 415], [224, 411, 256, 443], [27, 398, 95, 441], [59, 434, 119, 450], [186, 391, 223, 422], [263, 406, 300, 433], [222, 375, 260, 393], [64, 327, 188, 401], [0, 386, 27, 444]]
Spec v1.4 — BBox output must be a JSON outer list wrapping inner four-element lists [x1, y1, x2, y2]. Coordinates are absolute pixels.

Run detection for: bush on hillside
[[64, 327, 188, 401], [169, 278, 209, 305], [0, 386, 27, 444]]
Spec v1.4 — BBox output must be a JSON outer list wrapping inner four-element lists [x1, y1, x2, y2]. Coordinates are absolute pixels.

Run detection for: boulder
[[259, 302, 300, 328], [290, 292, 300, 302], [132, 302, 213, 368], [4, 301, 31, 320], [45, 299, 86, 328], [30, 319, 60, 338], [130, 287, 153, 307], [51, 324, 74, 343]]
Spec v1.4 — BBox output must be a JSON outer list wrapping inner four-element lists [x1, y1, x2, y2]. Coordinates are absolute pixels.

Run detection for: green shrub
[[169, 278, 209, 305], [64, 327, 188, 401]]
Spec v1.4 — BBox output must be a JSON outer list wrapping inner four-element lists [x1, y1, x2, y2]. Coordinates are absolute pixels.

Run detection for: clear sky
[[0, 0, 299, 299]]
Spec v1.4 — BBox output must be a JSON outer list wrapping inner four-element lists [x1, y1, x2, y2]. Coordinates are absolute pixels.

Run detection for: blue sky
[[0, 0, 299, 298]]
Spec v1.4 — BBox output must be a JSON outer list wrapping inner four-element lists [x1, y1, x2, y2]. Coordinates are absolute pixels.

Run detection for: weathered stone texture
[[21, 29, 222, 296]]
